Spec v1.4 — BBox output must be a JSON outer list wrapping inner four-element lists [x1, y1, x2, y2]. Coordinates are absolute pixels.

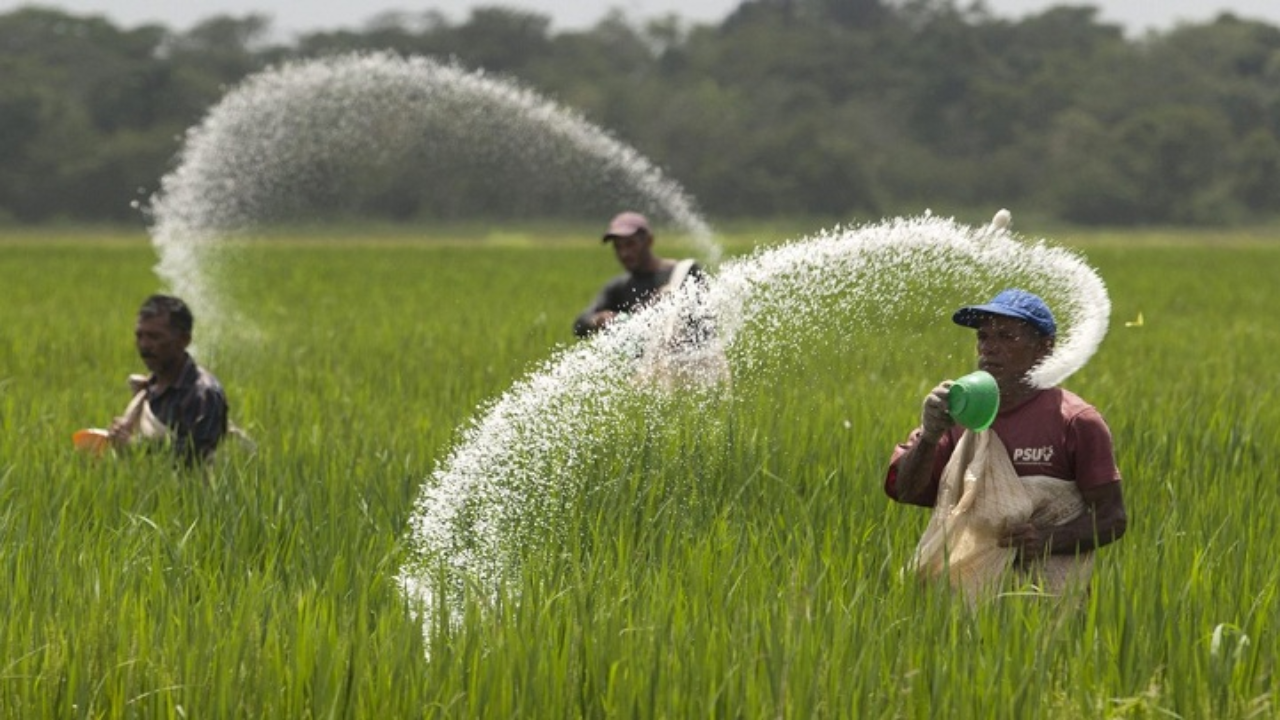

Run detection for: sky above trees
[[1, 0, 1279, 36]]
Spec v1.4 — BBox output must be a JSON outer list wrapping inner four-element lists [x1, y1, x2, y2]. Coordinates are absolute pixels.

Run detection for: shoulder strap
[[661, 258, 696, 295], [117, 388, 171, 443], [121, 389, 149, 433]]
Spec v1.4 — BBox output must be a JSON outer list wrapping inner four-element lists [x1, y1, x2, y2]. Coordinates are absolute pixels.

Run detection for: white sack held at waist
[[909, 429, 1092, 606]]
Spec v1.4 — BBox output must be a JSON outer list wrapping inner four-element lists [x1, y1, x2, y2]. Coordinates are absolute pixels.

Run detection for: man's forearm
[[1040, 507, 1127, 555], [893, 436, 939, 505]]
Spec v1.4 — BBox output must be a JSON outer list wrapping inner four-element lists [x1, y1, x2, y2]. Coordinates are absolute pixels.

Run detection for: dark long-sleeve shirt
[[573, 263, 705, 337], [145, 355, 229, 464]]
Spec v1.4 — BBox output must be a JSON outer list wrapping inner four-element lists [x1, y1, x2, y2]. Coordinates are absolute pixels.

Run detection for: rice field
[[0, 224, 1276, 718]]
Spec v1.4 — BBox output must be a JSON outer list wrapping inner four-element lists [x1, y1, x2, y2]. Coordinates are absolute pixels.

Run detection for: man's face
[[974, 315, 1053, 390], [611, 232, 653, 273], [135, 312, 189, 375]]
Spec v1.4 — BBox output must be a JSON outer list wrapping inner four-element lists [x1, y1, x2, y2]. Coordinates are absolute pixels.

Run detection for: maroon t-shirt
[[885, 387, 1121, 507]]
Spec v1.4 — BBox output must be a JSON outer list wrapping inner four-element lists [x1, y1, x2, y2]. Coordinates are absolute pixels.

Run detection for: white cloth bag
[[909, 429, 1093, 605]]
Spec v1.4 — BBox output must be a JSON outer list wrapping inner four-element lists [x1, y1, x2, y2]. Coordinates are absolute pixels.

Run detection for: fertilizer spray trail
[[145, 52, 716, 352], [399, 211, 1110, 610]]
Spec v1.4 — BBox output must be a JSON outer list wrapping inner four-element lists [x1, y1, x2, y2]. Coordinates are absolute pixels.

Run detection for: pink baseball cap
[[602, 211, 651, 242]]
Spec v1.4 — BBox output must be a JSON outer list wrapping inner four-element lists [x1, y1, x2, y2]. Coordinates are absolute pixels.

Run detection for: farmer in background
[[106, 294, 229, 465], [884, 289, 1126, 601], [572, 211, 705, 337]]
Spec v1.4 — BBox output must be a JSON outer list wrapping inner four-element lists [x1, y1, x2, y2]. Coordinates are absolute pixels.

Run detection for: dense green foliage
[[2, 1, 1279, 226], [0, 227, 1276, 717]]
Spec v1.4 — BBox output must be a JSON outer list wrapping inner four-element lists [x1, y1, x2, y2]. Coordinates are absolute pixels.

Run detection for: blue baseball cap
[[952, 288, 1057, 337]]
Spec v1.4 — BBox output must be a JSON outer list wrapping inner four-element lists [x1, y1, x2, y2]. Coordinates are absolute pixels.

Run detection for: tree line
[[2, 0, 1278, 226]]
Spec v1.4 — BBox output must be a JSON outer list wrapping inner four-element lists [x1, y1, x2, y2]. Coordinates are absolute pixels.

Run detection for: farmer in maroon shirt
[[886, 289, 1127, 567]]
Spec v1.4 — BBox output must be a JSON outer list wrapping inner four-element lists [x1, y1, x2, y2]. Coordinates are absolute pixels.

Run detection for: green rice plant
[[0, 228, 1276, 718]]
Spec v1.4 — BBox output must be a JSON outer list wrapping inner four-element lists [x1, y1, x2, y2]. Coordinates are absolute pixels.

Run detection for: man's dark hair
[[138, 294, 194, 335]]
